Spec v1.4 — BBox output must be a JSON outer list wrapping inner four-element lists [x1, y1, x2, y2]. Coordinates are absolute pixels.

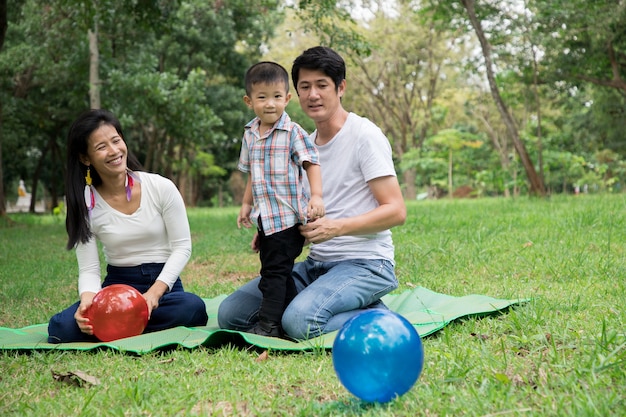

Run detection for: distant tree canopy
[[2, 0, 625, 214]]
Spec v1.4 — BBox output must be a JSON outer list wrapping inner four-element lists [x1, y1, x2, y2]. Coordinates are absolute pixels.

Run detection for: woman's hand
[[143, 281, 169, 318], [75, 291, 96, 335]]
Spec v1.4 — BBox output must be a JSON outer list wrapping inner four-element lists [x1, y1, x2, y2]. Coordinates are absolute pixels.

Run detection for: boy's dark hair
[[291, 46, 346, 92], [245, 61, 290, 96]]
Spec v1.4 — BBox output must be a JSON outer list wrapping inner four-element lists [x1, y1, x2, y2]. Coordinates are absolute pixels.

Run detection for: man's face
[[295, 68, 344, 124]]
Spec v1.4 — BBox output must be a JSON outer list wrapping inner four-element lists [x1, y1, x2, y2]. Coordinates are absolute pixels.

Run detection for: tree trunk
[[531, 44, 545, 185], [402, 169, 417, 201], [0, 0, 5, 49], [461, 0, 545, 196], [0, 101, 5, 216], [88, 25, 101, 109], [29, 140, 51, 213], [476, 112, 511, 197], [219, 184, 225, 207], [164, 134, 175, 180], [141, 123, 157, 172], [49, 128, 64, 209], [448, 148, 453, 198], [0, 0, 7, 216]]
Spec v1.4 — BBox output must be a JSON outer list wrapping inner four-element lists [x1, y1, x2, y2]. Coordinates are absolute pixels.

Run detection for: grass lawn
[[1, 194, 625, 416]]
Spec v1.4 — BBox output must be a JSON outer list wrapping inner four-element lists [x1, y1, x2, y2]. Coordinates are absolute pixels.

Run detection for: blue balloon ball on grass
[[332, 309, 424, 403]]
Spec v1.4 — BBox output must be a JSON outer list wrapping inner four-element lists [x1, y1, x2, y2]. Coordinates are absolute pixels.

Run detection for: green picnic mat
[[0, 287, 528, 354]]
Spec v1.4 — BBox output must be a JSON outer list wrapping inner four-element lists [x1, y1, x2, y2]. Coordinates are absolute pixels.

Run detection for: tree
[[130, 0, 284, 206], [533, 0, 626, 95], [423, 0, 547, 196], [0, 1, 87, 213], [293, 0, 370, 56], [459, 0, 545, 196], [426, 128, 483, 197], [295, 0, 549, 197], [465, 91, 516, 196], [1, 0, 284, 210], [0, 0, 7, 216], [344, 2, 456, 199]]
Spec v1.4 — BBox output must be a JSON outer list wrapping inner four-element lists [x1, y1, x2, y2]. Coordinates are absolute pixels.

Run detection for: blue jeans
[[217, 257, 398, 339], [47, 263, 208, 343]]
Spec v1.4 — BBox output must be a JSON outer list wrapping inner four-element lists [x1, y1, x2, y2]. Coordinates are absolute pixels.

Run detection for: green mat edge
[[0, 287, 530, 354]]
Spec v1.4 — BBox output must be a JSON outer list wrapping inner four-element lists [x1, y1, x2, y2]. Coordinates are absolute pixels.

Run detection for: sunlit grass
[[1, 194, 625, 416]]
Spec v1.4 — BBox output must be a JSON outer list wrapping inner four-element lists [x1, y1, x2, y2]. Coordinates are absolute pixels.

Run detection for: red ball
[[87, 284, 149, 342]]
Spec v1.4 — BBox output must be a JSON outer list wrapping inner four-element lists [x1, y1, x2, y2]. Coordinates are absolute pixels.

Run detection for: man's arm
[[299, 175, 406, 244]]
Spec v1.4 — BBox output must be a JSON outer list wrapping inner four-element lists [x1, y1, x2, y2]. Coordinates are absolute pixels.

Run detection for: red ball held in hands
[[87, 284, 149, 342]]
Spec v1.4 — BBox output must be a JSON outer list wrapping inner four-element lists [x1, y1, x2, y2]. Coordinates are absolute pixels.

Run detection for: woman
[[48, 109, 207, 343]]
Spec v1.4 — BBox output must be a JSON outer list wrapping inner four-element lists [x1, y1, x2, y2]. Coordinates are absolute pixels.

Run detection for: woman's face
[[81, 124, 128, 179]]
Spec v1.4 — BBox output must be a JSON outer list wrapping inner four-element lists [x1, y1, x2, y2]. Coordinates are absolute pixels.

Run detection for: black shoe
[[249, 320, 284, 338]]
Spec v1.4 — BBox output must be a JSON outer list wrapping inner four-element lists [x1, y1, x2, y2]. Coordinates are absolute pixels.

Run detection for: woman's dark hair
[[65, 109, 142, 250], [291, 46, 346, 92], [245, 61, 290, 96]]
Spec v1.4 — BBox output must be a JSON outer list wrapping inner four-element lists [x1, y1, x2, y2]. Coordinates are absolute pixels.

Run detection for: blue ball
[[332, 309, 424, 403]]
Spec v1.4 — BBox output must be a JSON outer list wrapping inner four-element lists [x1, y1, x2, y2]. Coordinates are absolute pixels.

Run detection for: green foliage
[[532, 0, 626, 88], [427, 128, 483, 151], [4, 0, 626, 211], [192, 151, 227, 178], [294, 0, 371, 56], [0, 0, 284, 209]]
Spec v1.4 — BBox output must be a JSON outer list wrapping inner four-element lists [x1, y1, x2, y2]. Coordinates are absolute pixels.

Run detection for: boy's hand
[[307, 195, 325, 221], [237, 203, 253, 228]]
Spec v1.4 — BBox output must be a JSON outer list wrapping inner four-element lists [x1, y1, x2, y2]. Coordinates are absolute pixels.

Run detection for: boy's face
[[244, 81, 291, 131], [295, 68, 345, 124]]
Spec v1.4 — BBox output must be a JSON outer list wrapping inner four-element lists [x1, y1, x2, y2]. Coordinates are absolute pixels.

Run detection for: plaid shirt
[[238, 112, 319, 236]]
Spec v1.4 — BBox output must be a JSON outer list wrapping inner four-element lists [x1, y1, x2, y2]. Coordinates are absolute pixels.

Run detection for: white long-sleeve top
[[75, 172, 191, 295]]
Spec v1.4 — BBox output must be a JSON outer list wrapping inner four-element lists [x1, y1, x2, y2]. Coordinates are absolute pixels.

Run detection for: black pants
[[257, 221, 305, 323]]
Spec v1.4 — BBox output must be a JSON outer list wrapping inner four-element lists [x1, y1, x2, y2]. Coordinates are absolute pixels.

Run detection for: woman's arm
[[76, 238, 103, 295], [154, 178, 192, 289]]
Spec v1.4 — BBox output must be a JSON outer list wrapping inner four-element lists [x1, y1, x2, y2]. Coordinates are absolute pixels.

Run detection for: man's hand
[[299, 216, 341, 244]]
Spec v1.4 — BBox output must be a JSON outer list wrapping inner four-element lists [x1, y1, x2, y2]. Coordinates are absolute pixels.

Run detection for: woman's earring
[[84, 166, 95, 211], [125, 169, 134, 202]]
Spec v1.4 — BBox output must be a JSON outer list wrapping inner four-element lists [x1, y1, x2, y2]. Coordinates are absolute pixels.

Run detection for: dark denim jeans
[[47, 263, 207, 343]]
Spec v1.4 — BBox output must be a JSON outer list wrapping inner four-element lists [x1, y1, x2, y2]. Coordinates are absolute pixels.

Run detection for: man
[[218, 46, 406, 339]]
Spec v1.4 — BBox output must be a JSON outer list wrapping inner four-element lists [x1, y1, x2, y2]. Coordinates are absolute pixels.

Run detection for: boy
[[219, 47, 405, 340], [237, 61, 324, 338]]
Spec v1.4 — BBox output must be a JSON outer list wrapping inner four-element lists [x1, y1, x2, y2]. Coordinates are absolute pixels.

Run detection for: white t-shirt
[[306, 112, 397, 262], [75, 172, 191, 295]]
